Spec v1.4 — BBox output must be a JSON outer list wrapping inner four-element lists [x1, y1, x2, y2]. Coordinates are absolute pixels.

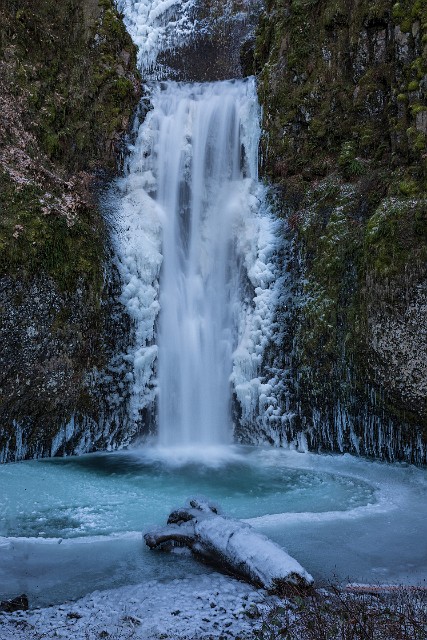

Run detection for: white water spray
[[113, 77, 281, 446], [112, 0, 282, 448]]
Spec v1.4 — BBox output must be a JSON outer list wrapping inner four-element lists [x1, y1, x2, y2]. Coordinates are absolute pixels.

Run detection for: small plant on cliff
[[338, 142, 365, 180]]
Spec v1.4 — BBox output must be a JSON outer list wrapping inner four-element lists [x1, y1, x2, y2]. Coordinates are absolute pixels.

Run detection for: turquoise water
[[0, 447, 374, 539], [1, 447, 426, 607]]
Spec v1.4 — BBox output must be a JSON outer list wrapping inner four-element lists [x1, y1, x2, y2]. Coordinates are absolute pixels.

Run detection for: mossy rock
[[0, 0, 141, 291]]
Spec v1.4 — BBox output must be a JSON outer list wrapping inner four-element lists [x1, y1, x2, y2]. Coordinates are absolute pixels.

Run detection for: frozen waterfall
[[113, 78, 281, 446], [112, 0, 282, 447]]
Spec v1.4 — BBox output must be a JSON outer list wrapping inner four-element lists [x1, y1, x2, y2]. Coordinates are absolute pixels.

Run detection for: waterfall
[[157, 81, 244, 447], [112, 1, 282, 448], [103, 2, 427, 463]]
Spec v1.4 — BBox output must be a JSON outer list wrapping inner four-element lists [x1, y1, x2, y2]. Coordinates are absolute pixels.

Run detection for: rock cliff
[[0, 0, 141, 461], [252, 0, 427, 463]]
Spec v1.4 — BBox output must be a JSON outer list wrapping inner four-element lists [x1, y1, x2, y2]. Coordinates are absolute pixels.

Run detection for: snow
[[145, 498, 314, 590], [0, 574, 276, 640], [195, 515, 314, 589]]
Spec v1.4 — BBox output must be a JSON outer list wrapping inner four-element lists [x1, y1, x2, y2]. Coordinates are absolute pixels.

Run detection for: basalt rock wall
[[0, 0, 141, 461], [253, 0, 427, 463]]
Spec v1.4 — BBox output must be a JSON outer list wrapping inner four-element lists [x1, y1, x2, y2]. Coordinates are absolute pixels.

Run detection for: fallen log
[[144, 498, 314, 593]]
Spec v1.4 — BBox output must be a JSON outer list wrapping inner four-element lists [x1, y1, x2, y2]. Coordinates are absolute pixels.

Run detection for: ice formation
[[113, 73, 282, 442], [116, 0, 198, 72]]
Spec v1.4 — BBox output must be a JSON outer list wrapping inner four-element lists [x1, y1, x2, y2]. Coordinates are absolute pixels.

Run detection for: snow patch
[[0, 574, 276, 640]]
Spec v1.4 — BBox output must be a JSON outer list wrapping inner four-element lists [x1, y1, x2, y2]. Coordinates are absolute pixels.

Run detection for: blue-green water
[[1, 447, 426, 607]]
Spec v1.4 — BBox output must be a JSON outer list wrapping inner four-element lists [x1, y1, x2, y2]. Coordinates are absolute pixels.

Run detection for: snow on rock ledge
[[144, 498, 314, 592]]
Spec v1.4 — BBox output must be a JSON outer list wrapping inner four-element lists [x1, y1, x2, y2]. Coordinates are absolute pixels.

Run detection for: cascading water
[[112, 0, 283, 447], [114, 77, 281, 446], [157, 81, 244, 446]]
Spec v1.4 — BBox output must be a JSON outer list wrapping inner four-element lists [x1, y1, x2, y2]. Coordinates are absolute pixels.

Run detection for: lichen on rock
[[254, 0, 427, 463], [0, 0, 141, 461]]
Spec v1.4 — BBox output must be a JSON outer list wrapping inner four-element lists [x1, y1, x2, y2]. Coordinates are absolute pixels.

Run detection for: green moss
[[338, 142, 366, 180], [43, 132, 61, 158], [365, 197, 427, 276], [414, 133, 427, 150], [400, 17, 412, 31], [398, 178, 420, 195], [411, 58, 424, 79], [289, 179, 365, 396], [0, 171, 104, 294], [1, 0, 140, 172], [110, 77, 135, 105], [411, 103, 427, 114], [257, 0, 427, 185], [103, 8, 127, 39], [392, 2, 405, 20], [0, 0, 141, 292], [408, 80, 420, 91], [309, 117, 327, 138]]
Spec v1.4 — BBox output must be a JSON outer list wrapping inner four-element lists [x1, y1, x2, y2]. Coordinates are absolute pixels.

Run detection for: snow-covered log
[[144, 498, 314, 593]]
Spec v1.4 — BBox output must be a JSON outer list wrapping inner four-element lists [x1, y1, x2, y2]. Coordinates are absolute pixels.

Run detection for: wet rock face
[[0, 0, 141, 461], [0, 277, 81, 420], [254, 0, 427, 463], [157, 0, 262, 81], [367, 277, 427, 420], [0, 266, 136, 462], [158, 35, 245, 82]]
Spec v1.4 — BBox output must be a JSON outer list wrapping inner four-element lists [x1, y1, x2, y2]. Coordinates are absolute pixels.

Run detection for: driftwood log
[[144, 498, 314, 593]]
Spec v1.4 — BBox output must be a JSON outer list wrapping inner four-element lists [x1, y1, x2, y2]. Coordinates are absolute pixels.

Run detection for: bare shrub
[[255, 585, 427, 640]]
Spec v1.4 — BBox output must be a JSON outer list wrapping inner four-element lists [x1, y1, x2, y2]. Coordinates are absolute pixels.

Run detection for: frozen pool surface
[[0, 447, 426, 606]]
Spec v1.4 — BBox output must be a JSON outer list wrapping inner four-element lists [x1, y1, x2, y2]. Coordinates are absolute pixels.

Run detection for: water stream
[[113, 73, 280, 441]]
